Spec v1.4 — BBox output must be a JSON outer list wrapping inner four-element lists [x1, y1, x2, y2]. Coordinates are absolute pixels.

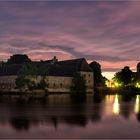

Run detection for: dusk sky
[[0, 1, 140, 79]]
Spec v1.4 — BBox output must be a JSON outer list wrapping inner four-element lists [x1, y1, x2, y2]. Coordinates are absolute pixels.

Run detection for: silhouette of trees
[[7, 54, 31, 64], [16, 63, 48, 91], [113, 66, 134, 86], [89, 61, 105, 87]]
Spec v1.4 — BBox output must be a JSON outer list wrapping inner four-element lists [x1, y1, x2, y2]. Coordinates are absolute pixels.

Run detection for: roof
[[57, 58, 92, 72], [0, 58, 92, 76], [0, 64, 22, 76], [47, 65, 77, 77]]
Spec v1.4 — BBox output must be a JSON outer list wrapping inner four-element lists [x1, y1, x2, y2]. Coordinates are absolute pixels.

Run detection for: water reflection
[[0, 94, 140, 138], [134, 95, 140, 114], [10, 117, 30, 131], [135, 95, 140, 123], [90, 94, 104, 122], [120, 95, 133, 119], [113, 94, 120, 115]]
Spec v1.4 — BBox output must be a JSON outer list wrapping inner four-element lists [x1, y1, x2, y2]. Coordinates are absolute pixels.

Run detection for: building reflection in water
[[113, 94, 120, 115], [134, 95, 140, 114], [2, 94, 140, 132], [10, 117, 30, 131]]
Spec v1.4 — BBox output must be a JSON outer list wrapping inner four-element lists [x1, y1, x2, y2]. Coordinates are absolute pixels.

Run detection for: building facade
[[0, 57, 94, 93]]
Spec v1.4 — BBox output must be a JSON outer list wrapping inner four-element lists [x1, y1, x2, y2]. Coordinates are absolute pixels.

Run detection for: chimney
[[51, 56, 58, 64]]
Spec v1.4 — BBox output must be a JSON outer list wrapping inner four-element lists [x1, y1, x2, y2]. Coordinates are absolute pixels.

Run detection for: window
[[83, 74, 86, 78], [60, 83, 63, 87]]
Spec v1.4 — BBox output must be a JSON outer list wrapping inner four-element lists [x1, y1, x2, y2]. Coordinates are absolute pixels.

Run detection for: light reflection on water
[[134, 95, 140, 114], [113, 94, 120, 115], [0, 94, 140, 138]]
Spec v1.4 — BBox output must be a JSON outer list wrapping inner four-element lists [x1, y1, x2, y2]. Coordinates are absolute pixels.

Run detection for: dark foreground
[[0, 94, 140, 139]]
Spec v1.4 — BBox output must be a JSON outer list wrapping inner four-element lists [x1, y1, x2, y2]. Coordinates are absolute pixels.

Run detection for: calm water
[[0, 94, 140, 139]]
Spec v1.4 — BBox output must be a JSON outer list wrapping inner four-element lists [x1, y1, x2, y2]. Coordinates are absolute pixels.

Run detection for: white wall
[[80, 72, 94, 93], [46, 76, 72, 92], [0, 73, 94, 93]]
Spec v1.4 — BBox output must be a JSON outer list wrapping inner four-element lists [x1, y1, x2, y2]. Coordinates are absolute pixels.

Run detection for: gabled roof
[[0, 58, 92, 76], [47, 65, 77, 77], [57, 58, 92, 72], [0, 64, 22, 76]]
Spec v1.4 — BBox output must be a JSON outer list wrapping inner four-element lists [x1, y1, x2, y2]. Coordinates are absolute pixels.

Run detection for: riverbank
[[0, 90, 47, 101], [0, 86, 140, 102], [94, 86, 140, 95]]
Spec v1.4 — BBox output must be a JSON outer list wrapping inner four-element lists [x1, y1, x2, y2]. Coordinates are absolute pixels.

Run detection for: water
[[0, 94, 140, 139]]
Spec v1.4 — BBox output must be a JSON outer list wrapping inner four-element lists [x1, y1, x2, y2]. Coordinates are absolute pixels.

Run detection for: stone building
[[0, 57, 93, 93]]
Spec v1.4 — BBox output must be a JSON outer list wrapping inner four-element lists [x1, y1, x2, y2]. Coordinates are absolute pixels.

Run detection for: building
[[0, 57, 94, 93]]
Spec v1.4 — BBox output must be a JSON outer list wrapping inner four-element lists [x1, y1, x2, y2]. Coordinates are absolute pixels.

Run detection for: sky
[[0, 1, 140, 79]]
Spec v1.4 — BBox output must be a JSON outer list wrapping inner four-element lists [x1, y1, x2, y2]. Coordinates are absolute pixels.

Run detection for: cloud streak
[[0, 1, 140, 74]]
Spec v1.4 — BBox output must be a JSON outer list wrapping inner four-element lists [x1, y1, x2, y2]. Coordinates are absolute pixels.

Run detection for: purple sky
[[0, 1, 140, 79]]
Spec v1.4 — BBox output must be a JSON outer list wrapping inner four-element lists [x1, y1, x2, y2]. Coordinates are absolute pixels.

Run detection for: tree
[[113, 66, 133, 86], [15, 75, 30, 91], [37, 78, 47, 90], [89, 61, 104, 87], [16, 63, 48, 91], [7, 54, 31, 64], [70, 73, 87, 103]]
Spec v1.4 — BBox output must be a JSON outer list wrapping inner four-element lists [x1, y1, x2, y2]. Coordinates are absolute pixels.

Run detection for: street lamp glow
[[136, 82, 140, 88], [114, 82, 119, 87]]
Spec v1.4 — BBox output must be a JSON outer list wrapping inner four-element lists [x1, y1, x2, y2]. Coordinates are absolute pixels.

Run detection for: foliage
[[89, 61, 105, 87], [7, 54, 31, 64], [113, 66, 134, 86], [16, 63, 48, 91], [70, 73, 87, 103], [15, 75, 30, 91], [37, 78, 47, 90], [19, 63, 38, 76]]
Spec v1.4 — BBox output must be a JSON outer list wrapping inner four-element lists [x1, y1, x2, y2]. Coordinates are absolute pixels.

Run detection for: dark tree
[[7, 54, 31, 64], [16, 63, 48, 91], [15, 75, 29, 91], [70, 73, 87, 103], [89, 61, 104, 87], [113, 66, 133, 86]]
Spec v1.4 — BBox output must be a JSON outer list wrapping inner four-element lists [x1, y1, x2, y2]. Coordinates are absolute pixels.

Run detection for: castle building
[[0, 57, 94, 93]]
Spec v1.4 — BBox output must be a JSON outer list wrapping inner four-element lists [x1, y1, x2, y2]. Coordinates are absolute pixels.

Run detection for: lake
[[0, 94, 140, 139]]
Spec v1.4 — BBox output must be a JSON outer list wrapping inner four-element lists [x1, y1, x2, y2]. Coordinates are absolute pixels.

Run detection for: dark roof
[[57, 58, 92, 72], [0, 58, 92, 76], [47, 65, 77, 77], [0, 64, 22, 76], [32, 60, 52, 64]]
